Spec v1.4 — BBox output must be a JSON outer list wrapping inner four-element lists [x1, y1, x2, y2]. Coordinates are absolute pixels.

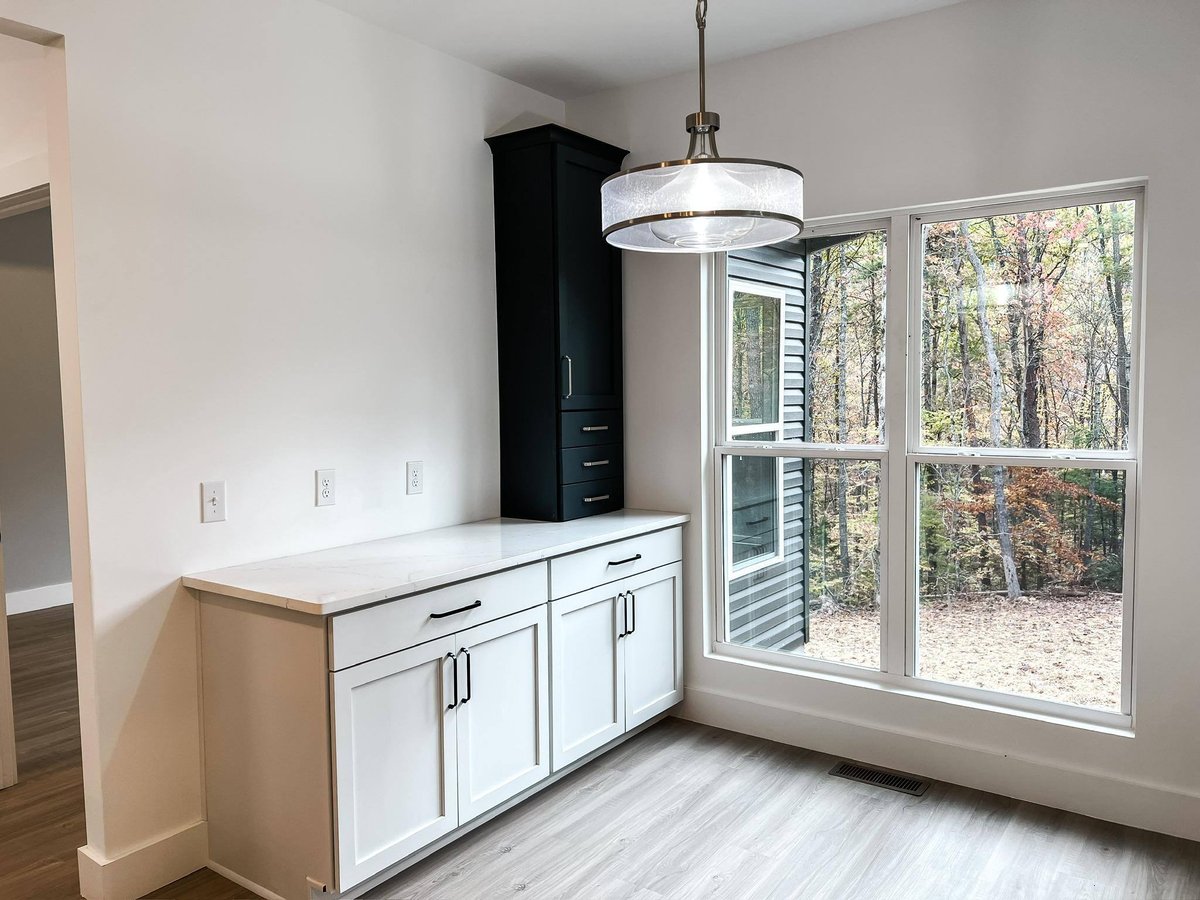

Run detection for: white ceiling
[[321, 0, 969, 99]]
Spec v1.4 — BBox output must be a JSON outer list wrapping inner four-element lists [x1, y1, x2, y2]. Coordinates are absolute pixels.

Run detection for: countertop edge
[[183, 511, 690, 615]]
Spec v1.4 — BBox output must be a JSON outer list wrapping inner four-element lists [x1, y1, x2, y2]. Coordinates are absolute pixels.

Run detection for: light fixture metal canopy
[[600, 0, 804, 254]]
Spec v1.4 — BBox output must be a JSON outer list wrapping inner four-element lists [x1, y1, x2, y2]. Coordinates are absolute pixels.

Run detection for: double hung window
[[713, 186, 1142, 721]]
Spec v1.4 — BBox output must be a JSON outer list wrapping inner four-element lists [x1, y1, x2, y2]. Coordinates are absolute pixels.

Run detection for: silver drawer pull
[[583, 494, 611, 503], [582, 459, 610, 468], [581, 425, 610, 433]]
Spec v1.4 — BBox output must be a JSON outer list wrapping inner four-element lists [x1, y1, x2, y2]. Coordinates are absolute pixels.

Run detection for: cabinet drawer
[[560, 478, 623, 521], [560, 444, 623, 485], [329, 564, 548, 670], [551, 526, 682, 599], [560, 410, 622, 448]]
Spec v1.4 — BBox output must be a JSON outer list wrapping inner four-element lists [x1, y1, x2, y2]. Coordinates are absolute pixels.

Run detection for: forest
[[802, 203, 1133, 612]]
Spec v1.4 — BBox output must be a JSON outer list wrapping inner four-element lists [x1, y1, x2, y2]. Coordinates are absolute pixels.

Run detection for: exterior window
[[727, 281, 784, 571], [713, 188, 1142, 721]]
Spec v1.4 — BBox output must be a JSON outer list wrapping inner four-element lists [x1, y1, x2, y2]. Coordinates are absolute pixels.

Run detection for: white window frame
[[709, 181, 1145, 730], [726, 278, 787, 574]]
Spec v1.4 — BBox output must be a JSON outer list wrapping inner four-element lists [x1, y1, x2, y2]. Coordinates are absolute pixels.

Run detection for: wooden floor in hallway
[[4, 606, 1200, 899], [0, 605, 86, 898]]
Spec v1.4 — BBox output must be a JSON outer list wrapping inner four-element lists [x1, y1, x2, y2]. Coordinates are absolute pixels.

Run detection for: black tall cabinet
[[486, 125, 629, 521]]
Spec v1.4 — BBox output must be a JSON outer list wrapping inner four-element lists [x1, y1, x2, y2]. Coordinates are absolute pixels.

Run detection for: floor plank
[[5, 607, 1199, 900]]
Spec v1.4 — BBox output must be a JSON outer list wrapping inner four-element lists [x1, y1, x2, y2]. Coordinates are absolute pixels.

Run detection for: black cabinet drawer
[[560, 478, 623, 520], [561, 444, 623, 485], [560, 410, 622, 448]]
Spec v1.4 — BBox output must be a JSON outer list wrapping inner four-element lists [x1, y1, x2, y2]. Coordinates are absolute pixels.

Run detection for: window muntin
[[714, 187, 1141, 721]]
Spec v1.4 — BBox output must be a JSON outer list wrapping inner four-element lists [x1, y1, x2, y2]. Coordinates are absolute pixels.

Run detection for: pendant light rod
[[686, 0, 719, 160], [696, 0, 707, 113]]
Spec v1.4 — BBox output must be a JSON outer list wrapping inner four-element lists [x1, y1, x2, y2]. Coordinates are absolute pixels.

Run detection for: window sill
[[708, 640, 1135, 737]]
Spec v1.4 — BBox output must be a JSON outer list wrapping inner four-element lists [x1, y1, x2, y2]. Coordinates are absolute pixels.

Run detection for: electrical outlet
[[406, 461, 424, 495], [316, 469, 335, 507], [201, 480, 227, 523]]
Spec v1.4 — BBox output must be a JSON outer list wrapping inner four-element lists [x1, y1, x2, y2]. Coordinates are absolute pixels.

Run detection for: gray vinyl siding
[[727, 247, 808, 651]]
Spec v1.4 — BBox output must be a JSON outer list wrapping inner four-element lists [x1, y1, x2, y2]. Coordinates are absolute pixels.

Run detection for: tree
[[960, 223, 1022, 601]]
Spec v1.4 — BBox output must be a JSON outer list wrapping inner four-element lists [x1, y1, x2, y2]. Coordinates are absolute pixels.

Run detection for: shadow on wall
[[0, 203, 72, 613]]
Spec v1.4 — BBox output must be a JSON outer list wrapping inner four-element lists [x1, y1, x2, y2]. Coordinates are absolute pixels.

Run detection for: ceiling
[[321, 0, 970, 99]]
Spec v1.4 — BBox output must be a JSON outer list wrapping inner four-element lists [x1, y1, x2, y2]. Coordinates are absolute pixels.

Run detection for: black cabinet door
[[556, 145, 623, 412]]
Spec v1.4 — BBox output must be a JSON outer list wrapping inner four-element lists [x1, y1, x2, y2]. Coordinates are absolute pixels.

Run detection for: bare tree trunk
[[1097, 203, 1131, 446], [961, 223, 1022, 601], [837, 246, 851, 597]]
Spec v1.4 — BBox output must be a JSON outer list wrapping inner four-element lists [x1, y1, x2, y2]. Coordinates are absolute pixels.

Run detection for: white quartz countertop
[[182, 509, 689, 615]]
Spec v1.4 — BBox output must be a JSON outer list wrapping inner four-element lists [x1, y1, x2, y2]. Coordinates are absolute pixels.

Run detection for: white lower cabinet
[[550, 561, 683, 771], [623, 562, 685, 729], [331, 604, 550, 889], [454, 606, 550, 822], [331, 636, 459, 890], [549, 587, 626, 768]]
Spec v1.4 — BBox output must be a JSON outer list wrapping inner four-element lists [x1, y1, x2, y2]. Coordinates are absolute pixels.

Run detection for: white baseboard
[[78, 821, 208, 900], [205, 859, 288, 900], [6, 581, 72, 615], [680, 686, 1200, 843]]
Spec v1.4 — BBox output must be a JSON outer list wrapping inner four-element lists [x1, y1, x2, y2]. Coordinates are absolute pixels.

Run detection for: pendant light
[[600, 0, 804, 253]]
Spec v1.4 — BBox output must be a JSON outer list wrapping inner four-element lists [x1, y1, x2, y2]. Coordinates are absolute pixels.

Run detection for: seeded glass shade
[[601, 158, 804, 253]]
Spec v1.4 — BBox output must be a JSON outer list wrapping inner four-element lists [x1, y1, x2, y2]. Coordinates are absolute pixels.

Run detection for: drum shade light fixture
[[600, 0, 804, 253]]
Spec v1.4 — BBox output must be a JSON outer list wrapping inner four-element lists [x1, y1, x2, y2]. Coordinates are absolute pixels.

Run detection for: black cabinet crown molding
[[485, 124, 628, 165], [488, 125, 629, 521]]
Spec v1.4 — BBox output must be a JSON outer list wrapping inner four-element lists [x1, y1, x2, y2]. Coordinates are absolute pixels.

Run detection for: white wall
[[0, 31, 48, 196], [0, 206, 72, 599], [569, 0, 1200, 840], [0, 0, 563, 890]]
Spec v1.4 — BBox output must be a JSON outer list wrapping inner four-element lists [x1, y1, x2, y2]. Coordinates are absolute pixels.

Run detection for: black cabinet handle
[[445, 652, 459, 710], [607, 553, 642, 568], [630, 591, 637, 636], [460, 647, 472, 704], [617, 592, 629, 638], [583, 494, 611, 504], [430, 599, 482, 619], [582, 459, 611, 468], [581, 424, 610, 433], [746, 517, 769, 526]]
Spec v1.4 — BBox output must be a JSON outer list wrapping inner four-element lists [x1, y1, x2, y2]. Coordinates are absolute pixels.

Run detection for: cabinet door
[[331, 636, 458, 890], [549, 585, 625, 771], [556, 145, 622, 412], [455, 606, 550, 823], [623, 563, 684, 730]]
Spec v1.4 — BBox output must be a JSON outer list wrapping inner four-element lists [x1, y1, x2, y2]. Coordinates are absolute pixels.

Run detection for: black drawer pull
[[445, 652, 459, 710], [430, 599, 482, 619], [607, 553, 642, 567], [746, 516, 769, 526], [581, 425, 610, 432], [583, 494, 611, 503], [460, 647, 472, 704], [582, 459, 611, 468]]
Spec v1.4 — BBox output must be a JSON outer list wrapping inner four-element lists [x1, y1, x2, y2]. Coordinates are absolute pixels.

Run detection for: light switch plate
[[201, 481, 227, 523], [316, 469, 335, 507], [406, 461, 423, 495]]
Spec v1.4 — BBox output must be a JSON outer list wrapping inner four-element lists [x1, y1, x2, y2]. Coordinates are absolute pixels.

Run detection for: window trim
[[708, 180, 1145, 729], [725, 277, 787, 574]]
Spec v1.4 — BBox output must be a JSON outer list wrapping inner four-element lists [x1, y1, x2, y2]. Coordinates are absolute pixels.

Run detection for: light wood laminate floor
[[4, 607, 1198, 899]]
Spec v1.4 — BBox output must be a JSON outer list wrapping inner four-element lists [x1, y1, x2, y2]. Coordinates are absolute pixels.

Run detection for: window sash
[[726, 278, 786, 439], [710, 181, 1143, 724]]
